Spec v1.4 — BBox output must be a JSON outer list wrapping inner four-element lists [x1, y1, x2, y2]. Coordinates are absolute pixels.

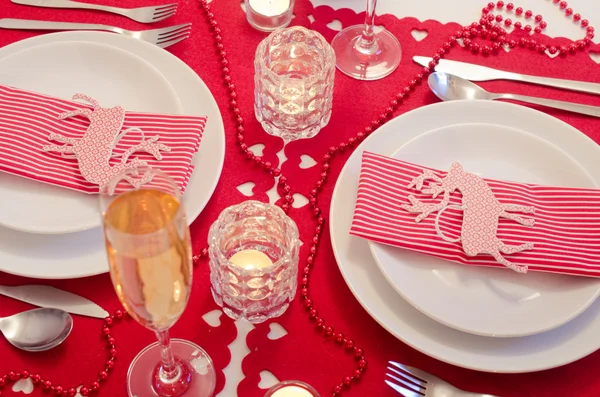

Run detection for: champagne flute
[[331, 0, 401, 80], [99, 167, 216, 397]]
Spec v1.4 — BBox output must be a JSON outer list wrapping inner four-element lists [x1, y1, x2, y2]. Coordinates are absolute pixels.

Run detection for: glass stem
[[356, 0, 378, 54], [155, 329, 180, 383]]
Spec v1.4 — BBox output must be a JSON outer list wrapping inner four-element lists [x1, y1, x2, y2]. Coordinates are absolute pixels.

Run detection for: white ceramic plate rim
[[0, 32, 225, 279], [368, 122, 600, 338], [330, 100, 600, 373], [0, 40, 183, 234]]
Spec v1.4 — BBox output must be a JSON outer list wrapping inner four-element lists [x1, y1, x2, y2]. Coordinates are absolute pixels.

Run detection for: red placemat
[[237, 4, 600, 397], [1, 0, 600, 396]]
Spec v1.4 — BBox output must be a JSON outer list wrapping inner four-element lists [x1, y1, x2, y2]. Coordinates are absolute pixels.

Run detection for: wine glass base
[[127, 339, 217, 397], [331, 25, 402, 81]]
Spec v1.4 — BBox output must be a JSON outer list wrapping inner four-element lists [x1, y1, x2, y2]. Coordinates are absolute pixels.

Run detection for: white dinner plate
[[369, 122, 600, 338], [0, 40, 182, 234], [0, 32, 225, 279], [330, 100, 600, 372]]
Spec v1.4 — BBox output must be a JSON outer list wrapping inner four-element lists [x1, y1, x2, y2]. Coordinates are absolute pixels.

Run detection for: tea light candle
[[270, 385, 316, 397], [229, 249, 273, 270], [264, 381, 320, 397], [248, 0, 290, 17], [245, 0, 294, 32]]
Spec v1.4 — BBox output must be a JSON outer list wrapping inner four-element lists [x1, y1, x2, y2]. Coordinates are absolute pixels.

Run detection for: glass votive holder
[[254, 26, 335, 141], [264, 381, 320, 397], [245, 0, 295, 32], [208, 200, 300, 324]]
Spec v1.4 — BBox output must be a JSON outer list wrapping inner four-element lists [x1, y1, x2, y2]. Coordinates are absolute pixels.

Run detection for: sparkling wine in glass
[[331, 0, 401, 80], [100, 167, 216, 397]]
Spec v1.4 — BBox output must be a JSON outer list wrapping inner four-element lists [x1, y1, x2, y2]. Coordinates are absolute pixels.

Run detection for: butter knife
[[413, 56, 600, 96], [0, 285, 108, 319]]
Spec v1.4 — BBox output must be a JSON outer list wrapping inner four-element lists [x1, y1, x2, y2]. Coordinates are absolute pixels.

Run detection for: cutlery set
[[2, 0, 191, 48], [415, 55, 600, 117]]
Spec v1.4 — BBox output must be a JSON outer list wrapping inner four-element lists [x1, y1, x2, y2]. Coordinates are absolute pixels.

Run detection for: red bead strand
[[0, 310, 126, 396]]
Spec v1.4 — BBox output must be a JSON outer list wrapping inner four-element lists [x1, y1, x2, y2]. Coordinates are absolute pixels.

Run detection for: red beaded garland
[[0, 310, 124, 395]]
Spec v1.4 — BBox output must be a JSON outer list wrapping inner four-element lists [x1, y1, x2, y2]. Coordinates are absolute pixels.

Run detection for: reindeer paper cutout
[[401, 163, 535, 273], [42, 94, 170, 190]]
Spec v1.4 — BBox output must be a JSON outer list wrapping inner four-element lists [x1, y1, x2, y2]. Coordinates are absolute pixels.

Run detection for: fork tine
[[158, 26, 192, 40], [387, 367, 427, 391], [156, 31, 189, 45], [156, 34, 190, 49], [158, 27, 192, 41], [389, 362, 431, 385], [156, 31, 190, 44], [385, 379, 423, 397], [158, 23, 191, 37], [152, 11, 177, 22], [153, 6, 177, 17], [154, 3, 178, 11], [154, 23, 190, 36]]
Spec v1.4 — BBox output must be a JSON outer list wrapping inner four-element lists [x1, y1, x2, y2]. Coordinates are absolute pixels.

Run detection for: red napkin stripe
[[350, 151, 600, 277], [0, 84, 206, 194]]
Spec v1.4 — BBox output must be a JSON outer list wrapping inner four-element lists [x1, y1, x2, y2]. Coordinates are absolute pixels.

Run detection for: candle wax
[[229, 249, 273, 270], [270, 385, 316, 397], [248, 0, 291, 17]]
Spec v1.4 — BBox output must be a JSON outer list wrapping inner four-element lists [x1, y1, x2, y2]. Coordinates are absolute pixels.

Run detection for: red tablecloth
[[2, 0, 600, 396]]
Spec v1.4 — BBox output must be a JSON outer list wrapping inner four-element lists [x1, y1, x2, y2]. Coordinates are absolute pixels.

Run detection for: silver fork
[[386, 362, 500, 397], [12, 0, 178, 24], [0, 19, 191, 49]]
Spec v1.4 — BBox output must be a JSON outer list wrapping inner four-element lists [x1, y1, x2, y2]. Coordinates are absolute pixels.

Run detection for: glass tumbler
[[208, 201, 300, 324], [254, 26, 335, 141]]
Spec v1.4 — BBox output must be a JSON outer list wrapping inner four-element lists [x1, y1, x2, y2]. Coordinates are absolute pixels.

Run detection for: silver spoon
[[428, 71, 600, 118], [0, 308, 73, 352]]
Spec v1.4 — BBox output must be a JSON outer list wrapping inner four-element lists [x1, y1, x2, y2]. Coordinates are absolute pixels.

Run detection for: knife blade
[[0, 285, 109, 319], [413, 56, 600, 96]]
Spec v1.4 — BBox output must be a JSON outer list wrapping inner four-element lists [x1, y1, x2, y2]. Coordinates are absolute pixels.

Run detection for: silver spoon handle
[[495, 93, 600, 118]]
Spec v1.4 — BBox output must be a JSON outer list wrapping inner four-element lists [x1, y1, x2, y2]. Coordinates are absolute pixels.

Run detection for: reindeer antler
[[401, 195, 440, 223], [407, 169, 443, 191], [402, 170, 451, 223]]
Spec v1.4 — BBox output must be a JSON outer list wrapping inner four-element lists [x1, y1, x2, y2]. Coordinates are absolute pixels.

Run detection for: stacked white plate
[[0, 32, 225, 279], [330, 100, 600, 372]]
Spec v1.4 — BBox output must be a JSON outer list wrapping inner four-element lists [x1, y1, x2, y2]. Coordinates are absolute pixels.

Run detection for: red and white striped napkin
[[350, 151, 600, 278], [0, 84, 206, 194]]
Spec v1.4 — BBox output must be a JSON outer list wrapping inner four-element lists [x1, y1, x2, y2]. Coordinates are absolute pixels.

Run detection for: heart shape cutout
[[259, 370, 280, 389], [411, 29, 428, 42], [248, 143, 265, 156], [326, 19, 342, 31], [299, 154, 317, 169], [237, 181, 255, 197], [292, 193, 308, 208], [545, 49, 560, 59], [202, 309, 223, 327], [590, 51, 600, 64], [267, 322, 289, 340], [12, 379, 34, 394]]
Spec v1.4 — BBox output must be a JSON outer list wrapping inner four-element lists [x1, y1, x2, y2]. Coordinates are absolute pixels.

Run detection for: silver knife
[[413, 56, 600, 96], [0, 285, 109, 319]]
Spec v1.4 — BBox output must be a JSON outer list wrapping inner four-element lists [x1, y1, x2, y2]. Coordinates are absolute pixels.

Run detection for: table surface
[[223, 0, 600, 395], [0, 0, 599, 396]]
